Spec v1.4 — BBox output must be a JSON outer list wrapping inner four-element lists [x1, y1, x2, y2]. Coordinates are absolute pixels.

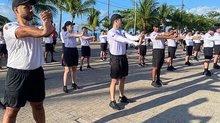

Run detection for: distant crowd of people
[[1, 0, 220, 122]]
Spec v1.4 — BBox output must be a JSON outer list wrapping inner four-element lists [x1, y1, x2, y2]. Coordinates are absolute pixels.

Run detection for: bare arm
[[156, 35, 172, 40], [82, 35, 95, 40], [15, 26, 45, 38], [68, 33, 83, 38]]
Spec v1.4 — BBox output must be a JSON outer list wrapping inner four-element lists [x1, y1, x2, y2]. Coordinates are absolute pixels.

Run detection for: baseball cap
[[111, 14, 123, 22], [153, 23, 160, 28], [209, 27, 216, 32], [64, 21, 75, 27], [12, 0, 36, 9]]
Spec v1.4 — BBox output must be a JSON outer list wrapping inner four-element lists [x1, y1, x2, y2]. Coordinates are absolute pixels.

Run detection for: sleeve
[[108, 31, 137, 45], [150, 32, 157, 40], [207, 36, 220, 41], [3, 23, 20, 39], [124, 31, 139, 41]]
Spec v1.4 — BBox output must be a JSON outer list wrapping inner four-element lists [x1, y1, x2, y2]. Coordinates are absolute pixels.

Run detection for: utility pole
[[107, 0, 110, 31], [181, 0, 184, 14], [134, 0, 137, 35]]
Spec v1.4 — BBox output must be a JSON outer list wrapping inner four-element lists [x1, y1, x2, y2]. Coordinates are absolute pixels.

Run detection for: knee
[[31, 102, 44, 111]]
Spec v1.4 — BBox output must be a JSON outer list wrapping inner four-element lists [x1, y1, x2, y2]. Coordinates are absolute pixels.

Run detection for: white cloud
[[0, 3, 16, 21], [187, 6, 220, 15]]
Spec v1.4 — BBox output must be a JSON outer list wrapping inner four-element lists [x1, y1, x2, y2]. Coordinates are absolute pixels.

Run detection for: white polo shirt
[[184, 35, 193, 46], [99, 35, 107, 43], [203, 33, 214, 48], [3, 22, 44, 70], [107, 28, 138, 55], [150, 31, 165, 49], [80, 34, 90, 46], [63, 31, 77, 48], [214, 32, 220, 45], [167, 39, 176, 47], [43, 35, 53, 44]]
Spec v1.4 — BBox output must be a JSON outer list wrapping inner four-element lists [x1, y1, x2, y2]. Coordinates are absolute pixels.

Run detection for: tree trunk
[[93, 28, 96, 42], [58, 7, 62, 39]]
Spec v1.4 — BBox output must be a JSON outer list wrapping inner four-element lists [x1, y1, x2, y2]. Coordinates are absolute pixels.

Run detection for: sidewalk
[[0, 44, 220, 123]]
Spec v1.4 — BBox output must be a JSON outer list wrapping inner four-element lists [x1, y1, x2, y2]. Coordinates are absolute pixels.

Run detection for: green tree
[[0, 15, 10, 26], [158, 3, 174, 31], [65, 0, 95, 22], [85, 8, 101, 40]]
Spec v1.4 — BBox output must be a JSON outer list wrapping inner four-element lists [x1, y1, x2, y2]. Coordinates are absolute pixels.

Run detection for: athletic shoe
[[118, 96, 129, 103], [151, 81, 162, 88], [185, 62, 191, 66], [79, 66, 82, 71], [109, 101, 121, 110], [203, 70, 212, 76], [87, 65, 92, 69], [51, 59, 57, 62], [213, 65, 220, 69], [138, 63, 143, 67], [193, 57, 199, 61], [72, 83, 80, 89], [63, 86, 68, 93], [170, 66, 177, 70], [167, 66, 173, 71], [157, 79, 167, 85]]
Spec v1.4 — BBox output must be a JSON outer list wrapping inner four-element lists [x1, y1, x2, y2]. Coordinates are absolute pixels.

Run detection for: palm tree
[[158, 3, 174, 31], [86, 8, 101, 40], [49, 0, 67, 38], [137, 0, 158, 31], [0, 15, 10, 26], [65, 0, 95, 22]]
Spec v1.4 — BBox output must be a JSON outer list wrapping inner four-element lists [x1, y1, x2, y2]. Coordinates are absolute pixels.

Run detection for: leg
[[3, 107, 20, 123], [80, 56, 84, 67], [30, 101, 45, 123], [118, 77, 126, 97], [157, 67, 161, 80], [44, 51, 48, 63], [152, 67, 157, 81], [110, 79, 117, 101], [87, 56, 90, 66], [213, 55, 218, 64], [63, 67, 70, 86], [71, 66, 77, 83]]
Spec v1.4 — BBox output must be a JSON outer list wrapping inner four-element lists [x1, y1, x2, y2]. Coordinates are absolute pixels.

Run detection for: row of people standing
[[60, 21, 95, 93]]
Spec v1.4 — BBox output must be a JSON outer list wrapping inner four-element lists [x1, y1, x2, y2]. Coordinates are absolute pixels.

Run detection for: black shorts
[[186, 46, 193, 56], [152, 49, 165, 68], [45, 43, 54, 52], [139, 45, 147, 56], [214, 45, 220, 55], [168, 46, 176, 58], [204, 47, 213, 59], [194, 43, 201, 52], [100, 43, 107, 51], [64, 48, 79, 67], [4, 67, 45, 108], [0, 44, 7, 55], [110, 55, 128, 79], [81, 46, 91, 57]]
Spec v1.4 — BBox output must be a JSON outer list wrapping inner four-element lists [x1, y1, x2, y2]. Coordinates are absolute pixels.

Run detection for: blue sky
[[1, 0, 220, 30]]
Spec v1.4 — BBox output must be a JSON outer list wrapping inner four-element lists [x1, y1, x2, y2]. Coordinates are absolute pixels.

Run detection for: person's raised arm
[[82, 35, 95, 40], [15, 10, 54, 39], [124, 31, 139, 41], [110, 33, 138, 46], [68, 32, 83, 38]]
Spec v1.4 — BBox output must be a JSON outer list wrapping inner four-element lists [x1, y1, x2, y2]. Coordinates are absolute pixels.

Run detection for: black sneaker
[[51, 59, 57, 62], [185, 62, 191, 66], [170, 66, 177, 70], [138, 63, 143, 67], [151, 81, 162, 88], [167, 66, 173, 71], [79, 66, 82, 71], [157, 79, 167, 85], [63, 86, 68, 93], [87, 65, 92, 69], [213, 65, 220, 69], [118, 96, 129, 103], [203, 70, 212, 76], [109, 101, 121, 110], [72, 83, 80, 89]]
